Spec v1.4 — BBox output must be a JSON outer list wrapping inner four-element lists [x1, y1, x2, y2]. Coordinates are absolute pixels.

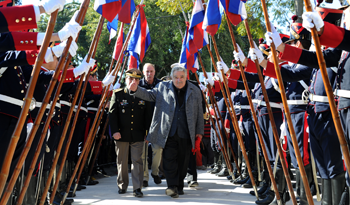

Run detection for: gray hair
[[170, 66, 187, 78]]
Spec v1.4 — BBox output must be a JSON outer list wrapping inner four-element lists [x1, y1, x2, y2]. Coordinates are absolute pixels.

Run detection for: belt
[[309, 94, 329, 103], [60, 100, 71, 107], [252, 99, 283, 109], [233, 105, 251, 110], [334, 89, 350, 99], [286, 100, 308, 105], [0, 67, 8, 77], [74, 105, 88, 113], [0, 94, 25, 107], [87, 107, 98, 112]]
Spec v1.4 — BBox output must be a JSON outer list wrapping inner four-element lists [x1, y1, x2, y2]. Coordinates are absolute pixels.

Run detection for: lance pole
[[302, 0, 350, 176], [223, 16, 284, 202], [86, 53, 129, 181], [0, 10, 59, 195], [197, 52, 241, 177], [209, 35, 259, 199], [61, 5, 143, 204]]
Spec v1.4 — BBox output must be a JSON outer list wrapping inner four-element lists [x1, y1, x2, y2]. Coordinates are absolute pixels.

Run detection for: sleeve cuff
[[319, 22, 345, 49], [227, 79, 237, 89], [263, 61, 278, 79], [244, 59, 258, 73], [279, 44, 302, 64], [33, 5, 41, 22], [228, 69, 241, 80]]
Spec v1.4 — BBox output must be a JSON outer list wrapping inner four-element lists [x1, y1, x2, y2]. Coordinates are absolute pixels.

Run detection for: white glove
[[41, 0, 66, 14], [26, 122, 34, 141], [225, 128, 230, 133], [199, 83, 206, 91], [249, 42, 264, 63], [113, 82, 121, 90], [73, 55, 95, 77], [302, 11, 324, 32], [216, 60, 229, 73], [233, 44, 246, 63], [213, 72, 223, 82], [265, 23, 282, 49], [204, 77, 214, 86], [51, 40, 78, 57], [102, 72, 115, 87], [58, 11, 82, 41]]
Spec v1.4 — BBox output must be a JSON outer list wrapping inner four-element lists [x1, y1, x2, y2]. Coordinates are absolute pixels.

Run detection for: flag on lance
[[220, 0, 247, 26], [126, 5, 151, 64], [112, 23, 125, 60], [187, 0, 209, 54], [94, 0, 123, 22], [202, 0, 225, 36]]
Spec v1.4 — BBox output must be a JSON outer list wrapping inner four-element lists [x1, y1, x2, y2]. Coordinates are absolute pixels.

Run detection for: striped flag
[[202, 0, 225, 36], [94, 0, 122, 22], [220, 0, 247, 26]]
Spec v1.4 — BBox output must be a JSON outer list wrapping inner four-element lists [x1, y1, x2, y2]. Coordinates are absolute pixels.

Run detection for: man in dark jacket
[[109, 68, 152, 198]]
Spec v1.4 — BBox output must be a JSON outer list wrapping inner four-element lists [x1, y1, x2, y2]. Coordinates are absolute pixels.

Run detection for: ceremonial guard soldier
[[266, 3, 347, 204], [109, 68, 152, 198]]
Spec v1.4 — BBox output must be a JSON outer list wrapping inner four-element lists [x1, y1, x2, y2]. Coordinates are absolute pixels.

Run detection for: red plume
[[291, 15, 298, 23], [317, 0, 323, 6], [259, 38, 264, 44]]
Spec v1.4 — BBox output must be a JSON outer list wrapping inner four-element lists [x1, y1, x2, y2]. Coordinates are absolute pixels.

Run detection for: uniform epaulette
[[113, 88, 123, 93]]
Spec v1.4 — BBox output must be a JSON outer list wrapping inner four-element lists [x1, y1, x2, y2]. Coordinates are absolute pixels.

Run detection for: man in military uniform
[[109, 68, 152, 198]]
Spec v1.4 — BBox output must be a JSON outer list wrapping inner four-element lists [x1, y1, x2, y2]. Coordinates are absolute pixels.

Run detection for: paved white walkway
[[72, 169, 322, 205]]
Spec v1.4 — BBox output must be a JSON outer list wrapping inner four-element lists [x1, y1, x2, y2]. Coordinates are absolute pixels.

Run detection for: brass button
[[58, 120, 60, 123], [25, 40, 28, 44], [20, 41, 24, 44], [132, 102, 134, 103], [31, 54, 34, 57], [28, 18, 32, 21], [15, 19, 20, 23], [131, 128, 133, 130], [22, 17, 25, 21], [131, 109, 133, 111], [131, 115, 133, 117], [21, 90, 24, 93], [20, 82, 22, 84], [131, 122, 133, 124], [35, 53, 38, 56], [30, 40, 33, 44]]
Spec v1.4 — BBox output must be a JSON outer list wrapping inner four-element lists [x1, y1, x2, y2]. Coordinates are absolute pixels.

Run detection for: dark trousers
[[162, 134, 191, 191], [308, 108, 343, 179], [24, 124, 45, 176], [67, 117, 87, 162], [202, 137, 214, 166], [44, 124, 61, 171], [285, 111, 310, 169], [339, 109, 350, 185], [0, 114, 27, 181], [242, 113, 256, 153], [187, 152, 197, 182]]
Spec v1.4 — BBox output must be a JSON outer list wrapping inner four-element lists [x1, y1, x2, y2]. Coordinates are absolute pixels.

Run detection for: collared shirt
[[173, 81, 188, 107], [139, 77, 162, 90]]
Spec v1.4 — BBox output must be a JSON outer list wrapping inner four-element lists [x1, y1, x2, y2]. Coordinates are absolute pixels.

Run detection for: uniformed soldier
[[267, 4, 347, 204], [109, 68, 152, 198]]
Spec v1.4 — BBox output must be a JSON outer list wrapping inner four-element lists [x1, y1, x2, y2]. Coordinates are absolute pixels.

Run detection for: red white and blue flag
[[220, 0, 247, 26], [127, 51, 139, 69], [187, 0, 209, 55], [112, 23, 125, 60], [202, 0, 225, 36], [94, 0, 123, 22], [179, 26, 199, 75], [126, 6, 151, 63], [107, 0, 136, 41]]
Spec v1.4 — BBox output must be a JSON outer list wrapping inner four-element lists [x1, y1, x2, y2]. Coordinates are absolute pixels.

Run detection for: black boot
[[250, 170, 270, 196], [209, 164, 221, 174], [331, 172, 346, 205], [298, 164, 313, 205], [267, 168, 288, 205], [255, 190, 275, 204], [242, 152, 258, 188], [339, 186, 349, 205], [233, 166, 249, 184], [322, 178, 332, 205]]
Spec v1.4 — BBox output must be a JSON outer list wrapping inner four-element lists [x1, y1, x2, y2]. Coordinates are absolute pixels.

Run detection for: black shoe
[[151, 173, 162, 184], [133, 188, 143, 197], [227, 175, 232, 180], [70, 185, 81, 191], [178, 189, 184, 195], [143, 180, 148, 187], [60, 191, 76, 198], [209, 165, 221, 174], [159, 174, 166, 179], [165, 187, 179, 198], [249, 182, 269, 196], [233, 175, 249, 185], [242, 177, 253, 188], [255, 190, 275, 204], [118, 189, 126, 194], [55, 192, 74, 203], [78, 184, 86, 189], [85, 179, 98, 185]]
